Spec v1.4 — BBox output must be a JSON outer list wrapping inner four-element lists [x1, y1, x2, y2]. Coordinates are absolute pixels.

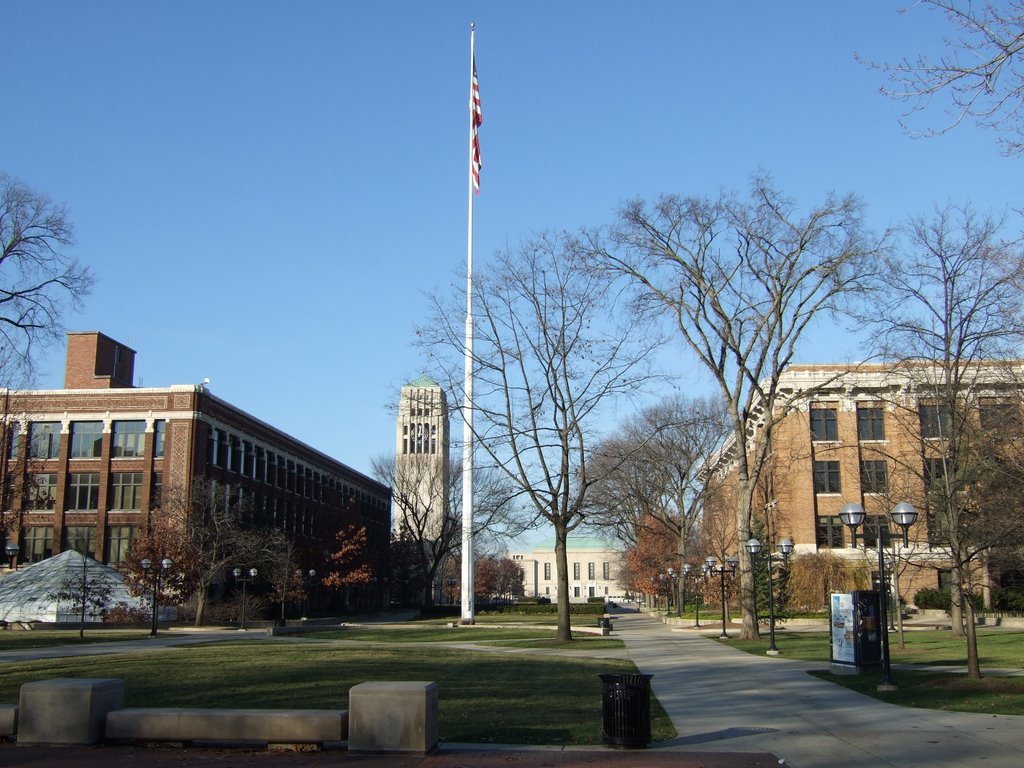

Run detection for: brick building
[[0, 333, 391, 606], [703, 362, 1024, 606]]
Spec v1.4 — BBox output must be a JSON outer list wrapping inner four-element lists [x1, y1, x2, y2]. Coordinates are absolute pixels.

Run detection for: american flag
[[471, 58, 482, 193]]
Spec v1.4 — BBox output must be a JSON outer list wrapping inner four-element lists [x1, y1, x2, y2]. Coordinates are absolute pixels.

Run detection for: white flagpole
[[460, 21, 477, 625]]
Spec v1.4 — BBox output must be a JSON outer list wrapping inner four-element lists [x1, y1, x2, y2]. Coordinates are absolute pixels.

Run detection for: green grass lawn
[[0, 629, 153, 650], [723, 628, 1024, 715], [0, 637, 670, 745]]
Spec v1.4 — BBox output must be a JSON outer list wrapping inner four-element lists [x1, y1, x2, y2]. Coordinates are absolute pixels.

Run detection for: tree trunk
[[950, 580, 965, 638], [735, 475, 759, 640], [964, 597, 982, 679], [554, 523, 572, 642], [194, 587, 208, 627]]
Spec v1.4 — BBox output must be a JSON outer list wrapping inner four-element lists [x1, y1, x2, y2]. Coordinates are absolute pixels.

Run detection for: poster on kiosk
[[830, 591, 882, 675]]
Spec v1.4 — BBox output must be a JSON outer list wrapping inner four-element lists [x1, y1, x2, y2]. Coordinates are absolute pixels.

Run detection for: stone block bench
[[348, 681, 438, 755], [105, 707, 348, 748], [19, 678, 124, 745], [0, 704, 17, 740]]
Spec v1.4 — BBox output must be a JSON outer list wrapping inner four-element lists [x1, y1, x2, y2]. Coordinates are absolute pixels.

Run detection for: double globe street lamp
[[140, 557, 173, 637], [705, 554, 738, 639], [745, 536, 793, 655], [232, 567, 259, 631], [839, 500, 918, 690]]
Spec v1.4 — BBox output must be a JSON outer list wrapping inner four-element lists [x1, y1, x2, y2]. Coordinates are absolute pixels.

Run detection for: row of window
[[24, 472, 161, 512], [813, 457, 951, 495], [540, 561, 613, 581], [16, 524, 136, 565], [9, 420, 165, 460], [810, 401, 1020, 443], [207, 428, 374, 507]]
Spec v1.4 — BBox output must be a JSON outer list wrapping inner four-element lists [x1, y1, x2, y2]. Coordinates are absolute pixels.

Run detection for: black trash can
[[598, 673, 652, 748]]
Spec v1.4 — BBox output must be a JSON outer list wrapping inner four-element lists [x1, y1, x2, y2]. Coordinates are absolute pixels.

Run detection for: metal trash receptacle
[[598, 673, 652, 748]]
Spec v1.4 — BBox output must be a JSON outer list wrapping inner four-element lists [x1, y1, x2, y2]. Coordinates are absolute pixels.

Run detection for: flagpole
[[460, 21, 477, 625]]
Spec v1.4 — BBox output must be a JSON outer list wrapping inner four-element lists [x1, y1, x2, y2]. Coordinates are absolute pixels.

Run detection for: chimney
[[64, 332, 136, 389]]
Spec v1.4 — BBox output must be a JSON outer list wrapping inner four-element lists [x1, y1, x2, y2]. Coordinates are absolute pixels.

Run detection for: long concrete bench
[[105, 707, 348, 748]]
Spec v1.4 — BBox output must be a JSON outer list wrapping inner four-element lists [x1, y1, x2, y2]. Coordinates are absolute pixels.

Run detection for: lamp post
[[4, 541, 18, 571], [303, 569, 316, 619], [839, 501, 918, 691], [667, 567, 678, 615], [680, 563, 693, 620], [745, 536, 793, 655], [140, 557, 172, 637], [705, 554, 738, 639], [233, 567, 258, 631]]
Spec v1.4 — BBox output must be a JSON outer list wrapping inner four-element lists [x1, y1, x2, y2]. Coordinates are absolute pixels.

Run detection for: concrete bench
[[348, 681, 438, 755], [18, 678, 125, 745], [0, 705, 16, 740], [105, 707, 348, 748]]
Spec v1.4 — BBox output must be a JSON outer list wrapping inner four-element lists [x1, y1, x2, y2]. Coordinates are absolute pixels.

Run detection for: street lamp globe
[[839, 502, 866, 529], [745, 538, 762, 556]]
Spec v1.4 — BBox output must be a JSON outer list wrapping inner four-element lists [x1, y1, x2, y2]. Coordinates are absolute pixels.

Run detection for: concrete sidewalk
[[617, 609, 1024, 767]]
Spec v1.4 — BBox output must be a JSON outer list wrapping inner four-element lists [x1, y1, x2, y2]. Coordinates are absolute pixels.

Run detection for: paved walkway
[[1, 611, 1023, 767]]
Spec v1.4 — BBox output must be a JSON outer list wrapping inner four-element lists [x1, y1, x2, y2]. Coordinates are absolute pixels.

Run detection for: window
[[28, 473, 57, 510], [860, 515, 892, 548], [587, 562, 595, 580], [7, 422, 20, 459], [602, 561, 611, 580], [573, 586, 580, 598], [70, 421, 103, 458], [29, 421, 60, 459], [110, 472, 143, 510], [924, 457, 949, 489], [927, 508, 951, 545], [813, 461, 841, 494], [857, 406, 885, 441], [543, 562, 551, 580], [919, 404, 950, 439], [25, 527, 53, 563], [860, 460, 888, 494], [573, 562, 581, 580], [67, 472, 101, 510], [64, 526, 95, 555], [154, 420, 166, 457], [815, 515, 845, 548], [151, 472, 163, 509], [980, 401, 1022, 436], [810, 407, 838, 441], [112, 420, 146, 457], [105, 525, 135, 564]]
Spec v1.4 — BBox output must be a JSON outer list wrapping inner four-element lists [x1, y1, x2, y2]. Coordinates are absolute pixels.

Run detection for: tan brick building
[[704, 363, 1023, 606], [0, 333, 391, 603]]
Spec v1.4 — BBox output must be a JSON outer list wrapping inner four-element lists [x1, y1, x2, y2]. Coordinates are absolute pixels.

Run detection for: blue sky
[[3, 2, 1021, 491]]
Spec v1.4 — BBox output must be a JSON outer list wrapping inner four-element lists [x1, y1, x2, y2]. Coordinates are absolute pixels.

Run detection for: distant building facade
[[510, 537, 626, 603], [0, 333, 391, 607]]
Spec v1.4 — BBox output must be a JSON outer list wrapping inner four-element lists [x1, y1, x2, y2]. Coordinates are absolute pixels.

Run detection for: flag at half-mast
[[471, 57, 483, 193]]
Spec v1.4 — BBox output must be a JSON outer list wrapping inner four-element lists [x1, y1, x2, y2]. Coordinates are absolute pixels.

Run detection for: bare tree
[[374, 452, 521, 607], [588, 395, 730, 611], [587, 174, 885, 640], [863, 1, 1024, 155], [0, 174, 93, 385], [863, 203, 1024, 678], [420, 233, 659, 640], [125, 479, 273, 626]]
